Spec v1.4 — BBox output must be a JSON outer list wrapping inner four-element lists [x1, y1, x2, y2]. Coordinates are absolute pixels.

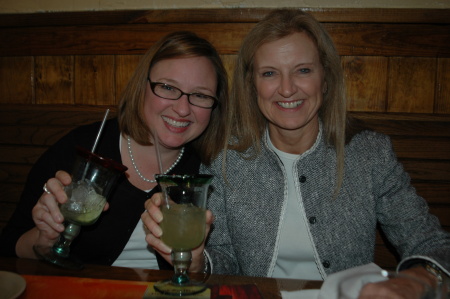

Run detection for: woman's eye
[[262, 71, 274, 77], [162, 84, 175, 91], [299, 68, 311, 74]]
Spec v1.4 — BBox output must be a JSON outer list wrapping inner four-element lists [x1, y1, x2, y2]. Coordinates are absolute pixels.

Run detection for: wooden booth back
[[0, 8, 449, 270]]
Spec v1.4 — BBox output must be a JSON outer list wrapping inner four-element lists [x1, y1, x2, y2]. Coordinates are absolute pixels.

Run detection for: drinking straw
[[81, 108, 110, 180], [153, 131, 170, 208], [91, 108, 110, 153], [153, 130, 164, 174]]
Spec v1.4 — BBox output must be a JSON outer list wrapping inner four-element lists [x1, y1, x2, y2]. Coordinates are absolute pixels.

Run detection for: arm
[[200, 161, 241, 275], [359, 132, 450, 296]]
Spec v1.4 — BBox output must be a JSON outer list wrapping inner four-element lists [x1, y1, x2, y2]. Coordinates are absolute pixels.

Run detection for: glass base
[[153, 280, 207, 296], [33, 245, 84, 270]]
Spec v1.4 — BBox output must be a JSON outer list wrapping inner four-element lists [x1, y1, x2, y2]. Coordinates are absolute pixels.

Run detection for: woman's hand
[[31, 171, 73, 248], [142, 192, 214, 272], [358, 267, 438, 299]]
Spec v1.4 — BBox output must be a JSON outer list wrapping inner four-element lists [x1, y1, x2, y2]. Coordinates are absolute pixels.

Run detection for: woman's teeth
[[277, 100, 304, 109], [162, 116, 190, 127]]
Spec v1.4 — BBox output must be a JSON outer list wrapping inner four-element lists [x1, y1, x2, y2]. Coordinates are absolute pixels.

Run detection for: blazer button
[[299, 175, 306, 183], [309, 217, 316, 224], [322, 260, 330, 268]]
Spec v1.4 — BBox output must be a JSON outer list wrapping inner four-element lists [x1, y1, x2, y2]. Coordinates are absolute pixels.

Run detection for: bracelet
[[203, 251, 211, 275], [422, 262, 444, 285]]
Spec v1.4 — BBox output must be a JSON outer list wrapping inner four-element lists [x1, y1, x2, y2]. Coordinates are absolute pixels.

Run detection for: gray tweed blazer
[[201, 127, 450, 279]]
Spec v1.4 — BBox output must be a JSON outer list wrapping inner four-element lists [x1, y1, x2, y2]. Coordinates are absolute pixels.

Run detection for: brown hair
[[118, 31, 229, 165], [226, 9, 349, 195]]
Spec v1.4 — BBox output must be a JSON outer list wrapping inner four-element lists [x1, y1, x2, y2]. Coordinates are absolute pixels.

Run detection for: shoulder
[[345, 130, 397, 163], [175, 144, 201, 175], [347, 129, 391, 149]]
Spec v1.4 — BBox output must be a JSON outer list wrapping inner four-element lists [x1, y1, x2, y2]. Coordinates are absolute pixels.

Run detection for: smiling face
[[253, 32, 326, 150], [144, 56, 217, 150]]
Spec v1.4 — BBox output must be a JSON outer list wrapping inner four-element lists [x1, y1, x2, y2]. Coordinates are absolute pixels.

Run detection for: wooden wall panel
[[115, 55, 142, 103], [387, 57, 436, 113], [0, 56, 33, 104], [436, 58, 450, 114], [74, 55, 115, 105], [35, 56, 74, 104], [414, 182, 450, 205], [391, 137, 450, 160], [401, 160, 450, 182], [343, 56, 387, 112], [220, 54, 237, 88]]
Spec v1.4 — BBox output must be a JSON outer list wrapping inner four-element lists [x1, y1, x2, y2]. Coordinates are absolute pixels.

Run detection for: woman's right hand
[[31, 170, 73, 247]]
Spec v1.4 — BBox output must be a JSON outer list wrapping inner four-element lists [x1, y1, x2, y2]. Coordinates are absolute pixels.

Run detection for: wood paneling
[[75, 55, 115, 105], [387, 57, 436, 113], [0, 56, 33, 104], [35, 56, 74, 104], [436, 58, 450, 114], [343, 56, 387, 112], [115, 55, 142, 103], [0, 23, 448, 57]]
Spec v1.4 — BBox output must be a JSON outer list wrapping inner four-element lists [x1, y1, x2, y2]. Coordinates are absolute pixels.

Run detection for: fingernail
[[161, 243, 171, 254], [155, 214, 163, 223]]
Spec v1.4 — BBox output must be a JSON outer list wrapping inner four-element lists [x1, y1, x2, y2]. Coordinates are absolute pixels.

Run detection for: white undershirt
[[112, 135, 159, 269], [268, 136, 322, 280]]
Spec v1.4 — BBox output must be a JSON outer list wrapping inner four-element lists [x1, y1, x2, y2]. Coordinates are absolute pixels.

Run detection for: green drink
[[160, 204, 206, 251], [60, 192, 106, 226], [154, 174, 213, 296]]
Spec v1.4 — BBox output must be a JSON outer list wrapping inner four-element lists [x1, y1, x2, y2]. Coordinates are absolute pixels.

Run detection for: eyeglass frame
[[147, 78, 218, 109]]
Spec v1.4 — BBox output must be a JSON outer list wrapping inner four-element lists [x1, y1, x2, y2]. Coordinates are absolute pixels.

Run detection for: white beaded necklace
[[127, 136, 184, 183]]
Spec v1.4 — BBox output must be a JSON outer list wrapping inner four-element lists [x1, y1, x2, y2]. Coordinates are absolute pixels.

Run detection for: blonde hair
[[226, 9, 348, 195], [118, 31, 229, 165]]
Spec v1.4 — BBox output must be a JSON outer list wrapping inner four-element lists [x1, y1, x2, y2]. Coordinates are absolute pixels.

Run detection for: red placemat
[[18, 275, 262, 299]]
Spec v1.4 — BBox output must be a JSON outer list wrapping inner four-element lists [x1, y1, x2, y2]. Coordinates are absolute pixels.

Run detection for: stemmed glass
[[154, 174, 213, 296], [33, 146, 127, 270]]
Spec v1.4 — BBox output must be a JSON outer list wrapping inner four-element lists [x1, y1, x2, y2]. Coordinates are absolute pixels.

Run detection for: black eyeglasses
[[148, 79, 218, 109]]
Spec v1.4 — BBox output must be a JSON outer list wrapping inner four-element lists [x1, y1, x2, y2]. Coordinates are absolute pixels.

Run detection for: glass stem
[[171, 250, 192, 285], [52, 222, 81, 258]]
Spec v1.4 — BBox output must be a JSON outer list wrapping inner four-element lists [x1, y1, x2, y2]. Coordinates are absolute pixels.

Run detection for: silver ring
[[43, 183, 51, 194]]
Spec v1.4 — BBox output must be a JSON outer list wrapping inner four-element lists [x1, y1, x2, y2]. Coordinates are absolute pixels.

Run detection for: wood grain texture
[[75, 55, 115, 105], [387, 57, 436, 113], [0, 9, 449, 27], [0, 56, 33, 104], [115, 55, 141, 104], [436, 58, 450, 114], [35, 56, 74, 104], [1, 23, 449, 57], [343, 56, 388, 112]]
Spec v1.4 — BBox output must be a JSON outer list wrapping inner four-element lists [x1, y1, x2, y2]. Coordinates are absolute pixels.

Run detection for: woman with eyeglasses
[[0, 31, 228, 271]]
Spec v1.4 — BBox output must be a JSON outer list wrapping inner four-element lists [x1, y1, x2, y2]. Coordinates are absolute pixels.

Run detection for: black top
[[0, 118, 200, 269]]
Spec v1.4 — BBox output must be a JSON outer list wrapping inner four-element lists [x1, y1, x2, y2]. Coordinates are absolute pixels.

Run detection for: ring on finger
[[43, 183, 51, 194]]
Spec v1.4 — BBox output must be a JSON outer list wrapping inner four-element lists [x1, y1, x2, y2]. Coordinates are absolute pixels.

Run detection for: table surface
[[0, 256, 322, 298]]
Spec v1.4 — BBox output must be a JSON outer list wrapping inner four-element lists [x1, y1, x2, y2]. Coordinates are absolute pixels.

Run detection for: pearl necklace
[[127, 136, 184, 183]]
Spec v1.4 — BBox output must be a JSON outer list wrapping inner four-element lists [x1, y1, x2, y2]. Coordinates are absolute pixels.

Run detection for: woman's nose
[[278, 75, 296, 98], [172, 94, 191, 116]]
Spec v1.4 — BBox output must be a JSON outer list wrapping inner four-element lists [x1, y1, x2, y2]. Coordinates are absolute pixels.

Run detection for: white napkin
[[281, 289, 320, 299], [318, 263, 386, 299]]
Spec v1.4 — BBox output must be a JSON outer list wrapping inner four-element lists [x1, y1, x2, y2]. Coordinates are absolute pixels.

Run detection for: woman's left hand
[[358, 266, 439, 299]]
